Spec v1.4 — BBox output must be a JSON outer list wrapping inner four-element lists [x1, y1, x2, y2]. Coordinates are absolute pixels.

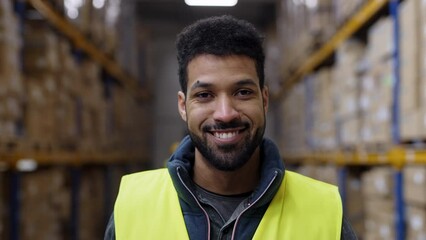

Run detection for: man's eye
[[236, 89, 253, 96], [196, 92, 212, 99]]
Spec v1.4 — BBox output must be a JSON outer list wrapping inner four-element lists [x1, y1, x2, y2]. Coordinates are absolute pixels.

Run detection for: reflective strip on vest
[[114, 169, 342, 240]]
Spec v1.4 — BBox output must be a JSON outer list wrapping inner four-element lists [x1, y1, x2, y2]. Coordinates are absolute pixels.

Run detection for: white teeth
[[214, 131, 238, 139]]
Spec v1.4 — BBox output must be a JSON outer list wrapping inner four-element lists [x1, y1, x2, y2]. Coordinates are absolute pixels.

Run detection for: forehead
[[186, 54, 258, 90]]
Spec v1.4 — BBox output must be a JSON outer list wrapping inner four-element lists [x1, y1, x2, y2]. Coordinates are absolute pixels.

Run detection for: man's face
[[178, 54, 269, 171]]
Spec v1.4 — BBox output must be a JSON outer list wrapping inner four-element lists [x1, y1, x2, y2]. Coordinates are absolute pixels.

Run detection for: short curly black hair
[[176, 15, 265, 94]]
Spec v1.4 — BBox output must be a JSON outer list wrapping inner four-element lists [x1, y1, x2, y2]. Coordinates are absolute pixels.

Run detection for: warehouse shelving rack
[[0, 1, 151, 239], [28, 0, 150, 100], [272, 0, 390, 100], [275, 0, 418, 239]]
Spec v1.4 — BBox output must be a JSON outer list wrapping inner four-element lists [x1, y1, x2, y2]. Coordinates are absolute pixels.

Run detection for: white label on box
[[413, 172, 425, 185], [360, 96, 370, 110], [374, 178, 387, 194], [410, 215, 423, 231], [379, 224, 391, 237]]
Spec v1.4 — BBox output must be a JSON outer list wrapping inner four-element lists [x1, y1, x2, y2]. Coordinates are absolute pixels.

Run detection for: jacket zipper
[[230, 171, 279, 240], [177, 167, 211, 240]]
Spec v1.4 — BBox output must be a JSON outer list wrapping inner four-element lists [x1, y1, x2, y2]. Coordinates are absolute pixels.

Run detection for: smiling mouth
[[213, 131, 240, 139], [203, 121, 249, 141]]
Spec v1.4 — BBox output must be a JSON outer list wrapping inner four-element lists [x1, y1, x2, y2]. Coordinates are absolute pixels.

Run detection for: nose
[[213, 95, 240, 123]]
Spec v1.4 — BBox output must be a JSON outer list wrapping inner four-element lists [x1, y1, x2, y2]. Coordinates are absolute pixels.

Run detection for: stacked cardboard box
[[306, 0, 336, 43], [79, 168, 105, 239], [404, 165, 426, 239], [297, 164, 338, 185], [281, 83, 307, 155], [62, 0, 119, 54], [0, 0, 24, 141], [105, 85, 152, 156], [277, 0, 336, 76], [55, 39, 84, 147], [332, 40, 365, 149], [361, 167, 395, 239], [20, 167, 71, 240], [21, 21, 112, 152], [346, 172, 365, 238], [360, 17, 394, 147], [23, 21, 61, 147], [78, 60, 108, 152], [334, 0, 366, 25], [399, 0, 426, 141], [308, 68, 337, 151]]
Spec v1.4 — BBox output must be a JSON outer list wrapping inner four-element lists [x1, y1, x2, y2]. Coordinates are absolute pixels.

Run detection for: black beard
[[188, 121, 265, 171]]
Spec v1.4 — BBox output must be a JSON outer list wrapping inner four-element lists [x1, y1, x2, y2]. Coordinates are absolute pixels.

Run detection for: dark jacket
[[104, 136, 357, 240]]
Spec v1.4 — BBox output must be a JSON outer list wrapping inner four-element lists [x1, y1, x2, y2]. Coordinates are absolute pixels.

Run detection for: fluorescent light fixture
[[185, 0, 238, 7]]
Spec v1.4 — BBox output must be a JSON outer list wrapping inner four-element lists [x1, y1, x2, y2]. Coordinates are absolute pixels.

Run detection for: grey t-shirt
[[195, 184, 251, 240]]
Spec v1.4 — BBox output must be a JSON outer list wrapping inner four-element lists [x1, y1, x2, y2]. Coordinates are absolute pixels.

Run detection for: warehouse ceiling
[[134, 0, 276, 31]]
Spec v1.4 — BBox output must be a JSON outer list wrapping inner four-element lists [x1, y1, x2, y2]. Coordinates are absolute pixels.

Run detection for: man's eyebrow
[[190, 79, 257, 91], [235, 79, 257, 87], [190, 81, 212, 91]]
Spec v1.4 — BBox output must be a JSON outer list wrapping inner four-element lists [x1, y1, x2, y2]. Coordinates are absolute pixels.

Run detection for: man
[[105, 15, 357, 240]]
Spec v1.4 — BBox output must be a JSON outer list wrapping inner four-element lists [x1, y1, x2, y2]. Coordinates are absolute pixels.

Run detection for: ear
[[178, 91, 187, 122], [262, 86, 269, 113]]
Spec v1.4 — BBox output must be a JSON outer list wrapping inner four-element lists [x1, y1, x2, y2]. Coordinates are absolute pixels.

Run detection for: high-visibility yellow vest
[[114, 169, 342, 240]]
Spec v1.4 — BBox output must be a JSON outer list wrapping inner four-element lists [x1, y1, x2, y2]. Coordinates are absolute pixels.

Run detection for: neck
[[193, 148, 261, 195]]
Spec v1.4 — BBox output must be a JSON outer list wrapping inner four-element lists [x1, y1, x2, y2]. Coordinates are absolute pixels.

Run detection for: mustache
[[202, 120, 250, 132]]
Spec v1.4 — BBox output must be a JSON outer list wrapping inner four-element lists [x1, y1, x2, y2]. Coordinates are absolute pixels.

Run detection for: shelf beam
[[0, 151, 147, 169], [282, 147, 426, 167], [27, 0, 150, 100], [273, 0, 389, 100]]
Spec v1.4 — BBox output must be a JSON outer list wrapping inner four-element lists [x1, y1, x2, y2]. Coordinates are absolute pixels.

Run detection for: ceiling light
[[185, 0, 238, 7]]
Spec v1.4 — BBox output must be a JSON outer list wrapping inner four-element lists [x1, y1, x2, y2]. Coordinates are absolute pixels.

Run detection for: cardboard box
[[363, 198, 395, 240], [401, 110, 422, 140], [20, 168, 70, 240], [406, 205, 426, 240], [346, 174, 365, 238], [367, 17, 394, 65], [79, 168, 105, 239], [362, 167, 394, 199], [404, 165, 426, 206]]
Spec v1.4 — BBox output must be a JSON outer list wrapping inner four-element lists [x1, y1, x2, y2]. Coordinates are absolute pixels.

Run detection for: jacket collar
[[167, 135, 285, 208]]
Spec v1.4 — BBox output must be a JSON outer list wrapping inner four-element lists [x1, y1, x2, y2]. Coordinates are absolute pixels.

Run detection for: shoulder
[[122, 168, 169, 183], [119, 168, 170, 195], [284, 170, 340, 201]]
